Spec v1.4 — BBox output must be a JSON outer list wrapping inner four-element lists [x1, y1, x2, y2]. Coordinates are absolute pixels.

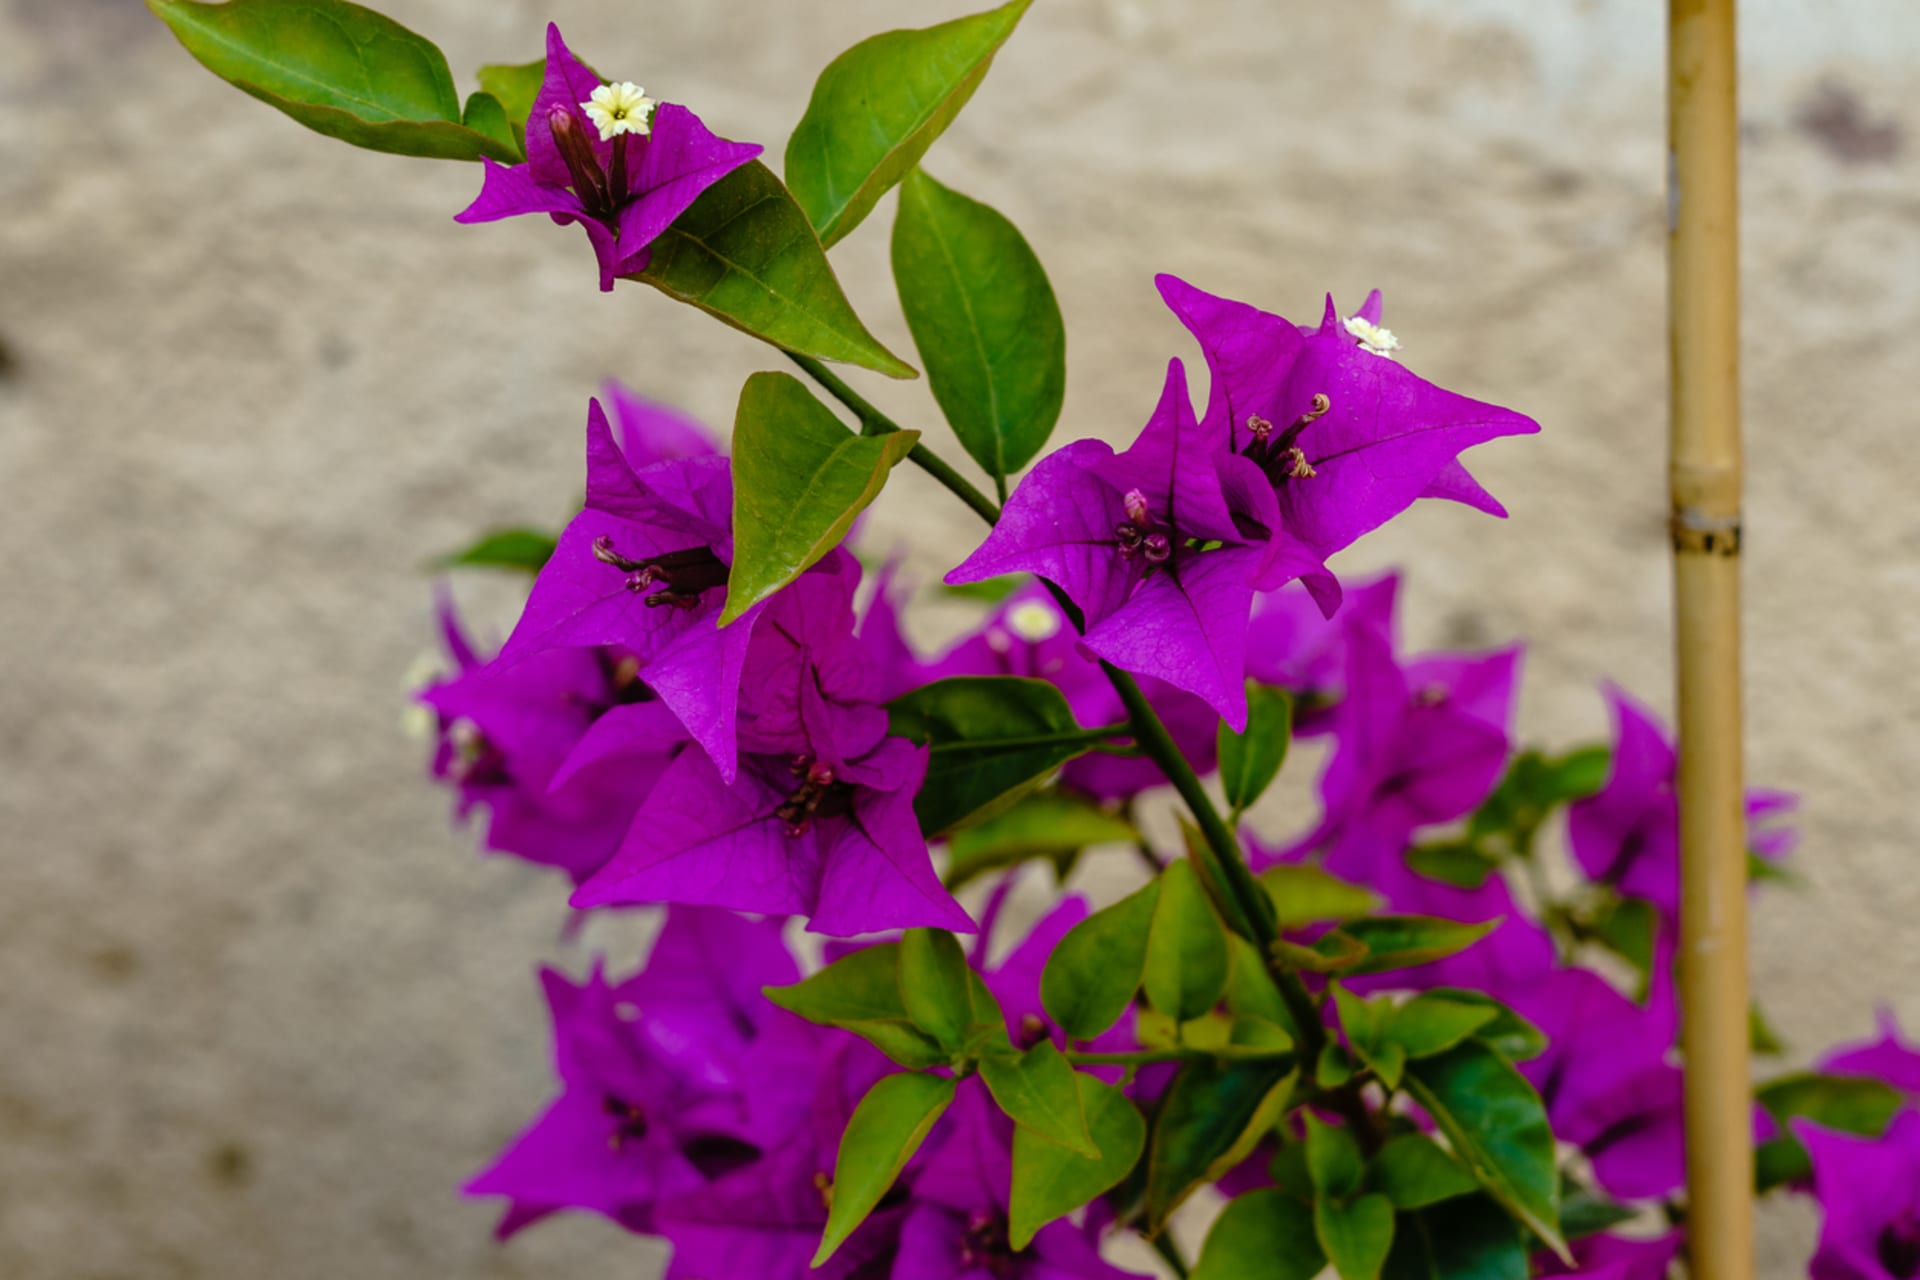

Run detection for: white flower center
[[582, 82, 656, 141], [1005, 600, 1062, 643], [1342, 315, 1401, 358]]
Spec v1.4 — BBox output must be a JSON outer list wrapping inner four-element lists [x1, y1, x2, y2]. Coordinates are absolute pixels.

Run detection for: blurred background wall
[[2, 0, 1916, 1276]]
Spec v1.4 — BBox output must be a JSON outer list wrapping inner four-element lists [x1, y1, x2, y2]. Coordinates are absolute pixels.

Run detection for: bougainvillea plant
[[150, 2, 1920, 1277]]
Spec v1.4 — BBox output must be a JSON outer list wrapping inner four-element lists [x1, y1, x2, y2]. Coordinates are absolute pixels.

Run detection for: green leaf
[[1143, 860, 1230, 1022], [1304, 1112, 1364, 1199], [1558, 1178, 1638, 1240], [434, 526, 557, 574], [763, 943, 946, 1068], [475, 57, 545, 148], [1753, 1072, 1904, 1191], [1405, 841, 1499, 891], [1368, 1135, 1479, 1210], [146, 0, 520, 162], [1418, 989, 1547, 1063], [888, 676, 1097, 836], [638, 161, 917, 377], [1224, 935, 1297, 1038], [941, 574, 1027, 604], [1040, 879, 1159, 1040], [1466, 747, 1609, 858], [1218, 684, 1294, 814], [1318, 916, 1498, 978], [1316, 1193, 1395, 1280], [785, 0, 1032, 247], [1382, 1196, 1529, 1280], [1402, 1042, 1566, 1261], [1260, 864, 1381, 930], [944, 791, 1135, 890], [1009, 1076, 1145, 1250], [1144, 1062, 1296, 1230], [979, 1040, 1097, 1157], [723, 372, 917, 622], [814, 1072, 956, 1266], [1586, 894, 1657, 981], [1316, 1042, 1356, 1089], [1751, 1002, 1788, 1057], [898, 929, 976, 1050], [1192, 1190, 1325, 1280], [1384, 996, 1500, 1061], [891, 168, 1065, 483]]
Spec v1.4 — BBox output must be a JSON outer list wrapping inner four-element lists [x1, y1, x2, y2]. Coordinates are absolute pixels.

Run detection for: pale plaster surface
[[1, 1, 1916, 1276]]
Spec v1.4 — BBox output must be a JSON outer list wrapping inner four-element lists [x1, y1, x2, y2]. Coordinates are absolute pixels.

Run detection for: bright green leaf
[[638, 161, 917, 377], [891, 168, 1065, 483], [1405, 841, 1499, 890], [434, 526, 557, 573], [1305, 1112, 1364, 1199], [945, 791, 1135, 890], [763, 944, 946, 1068], [1316, 1193, 1395, 1280], [1009, 1076, 1145, 1250], [723, 372, 917, 622], [1192, 1189, 1325, 1280], [898, 929, 975, 1050], [146, 0, 521, 162], [814, 1072, 956, 1266], [785, 0, 1032, 246], [1224, 934, 1297, 1038], [1402, 1042, 1566, 1261], [1319, 916, 1498, 978], [1143, 860, 1230, 1023], [475, 56, 545, 148], [1219, 684, 1293, 814], [889, 676, 1098, 836], [1368, 1134, 1479, 1210], [1040, 879, 1159, 1040], [1144, 1061, 1295, 1230], [1260, 864, 1381, 930], [979, 1040, 1097, 1157], [1753, 1072, 1904, 1191], [1385, 996, 1500, 1061], [1418, 989, 1547, 1063]]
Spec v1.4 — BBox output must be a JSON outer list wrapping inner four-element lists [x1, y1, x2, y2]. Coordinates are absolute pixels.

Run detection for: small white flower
[[1342, 314, 1401, 358], [581, 82, 656, 141], [1005, 600, 1062, 643]]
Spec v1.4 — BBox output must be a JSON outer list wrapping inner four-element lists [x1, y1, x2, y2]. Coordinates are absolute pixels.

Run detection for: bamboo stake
[[1668, 2, 1751, 1277]]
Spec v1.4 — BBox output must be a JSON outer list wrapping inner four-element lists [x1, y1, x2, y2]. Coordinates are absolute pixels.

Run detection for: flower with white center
[[581, 82, 656, 141], [1005, 600, 1063, 643], [1342, 314, 1401, 358]]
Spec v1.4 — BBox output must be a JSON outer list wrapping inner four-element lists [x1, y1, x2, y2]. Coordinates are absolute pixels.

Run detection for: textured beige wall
[[3, 1, 1917, 1276]]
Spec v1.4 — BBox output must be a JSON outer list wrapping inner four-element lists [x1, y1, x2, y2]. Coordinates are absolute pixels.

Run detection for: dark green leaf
[[1382, 1196, 1529, 1280], [763, 943, 945, 1068], [1009, 1076, 1145, 1249], [979, 1040, 1097, 1157], [1402, 1042, 1566, 1260], [891, 168, 1065, 482], [1368, 1135, 1479, 1210], [1586, 894, 1657, 982], [1040, 879, 1159, 1040], [434, 526, 557, 574], [1405, 841, 1499, 890], [889, 676, 1096, 836], [1316, 1042, 1356, 1090], [898, 928, 975, 1050], [1305, 1113, 1364, 1199], [814, 1072, 956, 1265], [146, 0, 520, 162], [1384, 996, 1500, 1061], [1466, 747, 1608, 858], [1316, 1193, 1395, 1280], [1418, 989, 1547, 1063], [723, 371, 917, 622], [1144, 1061, 1296, 1231], [1260, 864, 1381, 930], [785, 0, 1032, 246], [1143, 860, 1230, 1022], [1751, 1002, 1788, 1057], [1219, 684, 1293, 814], [1319, 916, 1497, 978], [1558, 1178, 1638, 1240], [638, 161, 917, 377], [1753, 1072, 1904, 1191], [944, 791, 1135, 890], [1193, 1190, 1325, 1280]]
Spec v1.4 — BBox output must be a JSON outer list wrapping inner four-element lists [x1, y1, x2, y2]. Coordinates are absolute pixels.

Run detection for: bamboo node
[[1670, 508, 1742, 556]]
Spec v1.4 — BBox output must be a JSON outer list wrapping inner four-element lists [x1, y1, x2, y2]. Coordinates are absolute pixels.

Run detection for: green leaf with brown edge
[[145, 0, 520, 162], [898, 928, 976, 1050], [434, 526, 557, 574], [1039, 879, 1159, 1040], [979, 1039, 1097, 1157], [1260, 864, 1381, 930], [1009, 1076, 1145, 1250], [1218, 684, 1293, 815], [1318, 916, 1498, 978], [1368, 1134, 1480, 1210], [1192, 1190, 1325, 1280], [1143, 859, 1230, 1023], [888, 676, 1101, 837], [1382, 1195, 1529, 1280], [1144, 1061, 1296, 1231], [763, 943, 946, 1068], [637, 161, 917, 378], [1753, 1072, 1904, 1191], [944, 790, 1136, 891], [1418, 989, 1547, 1063], [1402, 1042, 1567, 1261], [891, 168, 1065, 484], [785, 0, 1033, 247], [1316, 1193, 1395, 1280], [723, 372, 917, 623], [814, 1072, 956, 1266]]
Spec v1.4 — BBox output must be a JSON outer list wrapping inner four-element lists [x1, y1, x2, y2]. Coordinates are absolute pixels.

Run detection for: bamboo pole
[[1668, 2, 1751, 1277]]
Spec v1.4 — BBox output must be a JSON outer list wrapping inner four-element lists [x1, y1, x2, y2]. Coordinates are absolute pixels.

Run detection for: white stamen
[[582, 82, 657, 141], [1342, 315, 1401, 358], [1005, 601, 1062, 643]]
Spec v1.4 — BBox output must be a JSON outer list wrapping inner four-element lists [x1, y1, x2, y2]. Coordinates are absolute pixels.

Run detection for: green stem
[[786, 352, 1002, 526], [1149, 1230, 1192, 1279]]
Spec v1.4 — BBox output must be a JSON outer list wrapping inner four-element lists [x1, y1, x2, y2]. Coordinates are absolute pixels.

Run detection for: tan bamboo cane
[[1668, 2, 1751, 1276]]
